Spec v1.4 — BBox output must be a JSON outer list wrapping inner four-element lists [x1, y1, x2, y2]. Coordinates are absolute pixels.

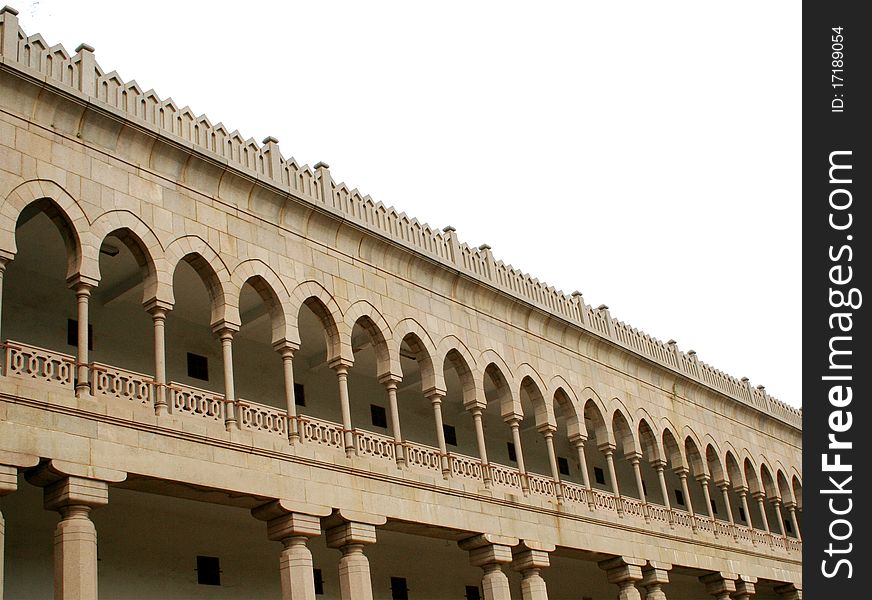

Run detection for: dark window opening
[[294, 383, 306, 407], [710, 499, 718, 515], [196, 555, 220, 586], [465, 585, 482, 600], [187, 352, 209, 381], [390, 576, 409, 600], [594, 467, 605, 485], [738, 506, 747, 521], [674, 489, 685, 506], [507, 442, 517, 463], [557, 456, 570, 476], [313, 568, 324, 595], [67, 319, 93, 350], [370, 404, 387, 428], [785, 519, 793, 533], [443, 424, 457, 446]]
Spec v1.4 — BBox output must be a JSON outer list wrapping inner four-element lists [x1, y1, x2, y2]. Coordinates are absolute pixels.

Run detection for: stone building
[[0, 7, 801, 599]]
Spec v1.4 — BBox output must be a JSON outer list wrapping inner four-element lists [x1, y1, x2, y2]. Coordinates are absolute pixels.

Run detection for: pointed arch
[[480, 350, 518, 419], [791, 474, 803, 510], [165, 235, 234, 327], [230, 259, 294, 346], [346, 300, 397, 379], [90, 210, 169, 306], [637, 417, 661, 463], [392, 318, 439, 393], [516, 363, 553, 428], [760, 463, 778, 498], [549, 376, 584, 441], [683, 433, 706, 476], [290, 280, 348, 365], [724, 448, 744, 489], [582, 395, 611, 446], [661, 426, 685, 469], [611, 407, 639, 456], [743, 456, 761, 495], [438, 336, 481, 408], [1, 180, 94, 281], [705, 443, 726, 483]]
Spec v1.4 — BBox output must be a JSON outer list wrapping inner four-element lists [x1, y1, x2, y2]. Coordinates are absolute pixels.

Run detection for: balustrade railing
[[3, 341, 75, 389], [0, 342, 801, 557], [236, 397, 288, 437], [354, 429, 396, 461], [168, 382, 224, 421], [298, 415, 344, 450], [403, 441, 442, 472], [90, 362, 153, 406], [449, 453, 483, 481]]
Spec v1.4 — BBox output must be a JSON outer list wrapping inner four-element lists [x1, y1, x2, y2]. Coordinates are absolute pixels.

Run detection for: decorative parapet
[[0, 7, 800, 429]]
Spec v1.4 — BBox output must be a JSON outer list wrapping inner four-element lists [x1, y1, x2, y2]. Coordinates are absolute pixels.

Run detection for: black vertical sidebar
[[804, 2, 870, 597]]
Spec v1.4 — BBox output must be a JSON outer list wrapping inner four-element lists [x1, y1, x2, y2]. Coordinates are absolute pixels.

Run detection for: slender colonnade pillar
[[674, 467, 696, 530], [507, 417, 529, 493], [628, 453, 648, 521], [571, 437, 595, 509], [600, 443, 622, 514], [652, 460, 673, 526], [380, 376, 405, 466], [469, 406, 490, 485], [459, 534, 516, 600], [73, 282, 93, 397], [276, 342, 301, 443], [541, 427, 563, 500], [752, 491, 770, 534], [426, 390, 450, 477], [215, 324, 239, 429], [147, 303, 170, 415], [785, 500, 801, 540], [330, 360, 355, 457]]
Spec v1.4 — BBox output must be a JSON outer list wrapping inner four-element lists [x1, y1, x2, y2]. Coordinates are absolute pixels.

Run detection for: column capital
[[735, 485, 749, 496], [715, 479, 731, 491], [424, 389, 445, 404], [695, 472, 712, 485], [699, 572, 737, 596], [44, 477, 110, 511], [650, 458, 668, 471], [377, 373, 402, 388], [625, 451, 643, 464], [211, 321, 240, 338], [328, 357, 354, 373], [751, 490, 767, 502], [511, 547, 551, 571], [769, 496, 783, 507], [0, 452, 39, 494], [598, 556, 646, 584], [272, 339, 300, 355], [144, 298, 173, 315], [783, 499, 797, 510], [598, 441, 617, 455], [673, 465, 690, 478], [735, 575, 757, 597], [66, 275, 98, 292], [640, 561, 671, 587], [252, 499, 331, 541]]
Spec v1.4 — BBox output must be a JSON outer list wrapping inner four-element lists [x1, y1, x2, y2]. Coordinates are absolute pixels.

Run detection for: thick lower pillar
[[253, 502, 328, 600], [459, 534, 517, 600], [640, 561, 671, 600], [733, 575, 757, 600], [512, 541, 554, 600], [599, 556, 645, 600], [326, 520, 379, 600], [330, 360, 356, 457], [46, 478, 109, 600], [700, 572, 737, 600], [380, 375, 405, 466], [774, 583, 802, 600]]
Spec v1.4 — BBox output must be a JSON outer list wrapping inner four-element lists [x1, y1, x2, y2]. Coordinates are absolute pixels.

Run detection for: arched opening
[[553, 389, 581, 486], [396, 333, 437, 448], [3, 200, 80, 360], [791, 474, 803, 534], [518, 376, 549, 477], [233, 277, 284, 408], [482, 363, 515, 472], [638, 420, 663, 505], [725, 451, 748, 526], [705, 444, 729, 521], [348, 316, 395, 451], [612, 410, 639, 500], [294, 298, 342, 424], [583, 400, 611, 493], [777, 470, 797, 538], [743, 458, 764, 530], [760, 465, 781, 534], [442, 349, 480, 462], [661, 428, 686, 512], [683, 437, 709, 518]]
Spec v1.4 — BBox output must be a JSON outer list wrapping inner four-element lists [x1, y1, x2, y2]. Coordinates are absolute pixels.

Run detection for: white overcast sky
[[18, 1, 802, 408]]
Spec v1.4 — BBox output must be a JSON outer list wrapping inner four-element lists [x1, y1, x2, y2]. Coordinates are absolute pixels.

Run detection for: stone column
[[326, 520, 379, 600], [72, 281, 93, 397], [470, 406, 491, 485], [598, 556, 645, 600], [512, 542, 554, 600], [700, 572, 738, 600], [600, 443, 622, 515], [330, 360, 355, 457], [628, 453, 648, 521], [380, 375, 405, 466], [426, 390, 450, 477], [736, 486, 753, 532], [571, 437, 595, 509], [459, 534, 517, 600], [276, 342, 301, 443], [47, 478, 109, 600], [716, 481, 734, 526], [214, 325, 240, 429], [733, 575, 757, 600], [640, 561, 671, 600], [651, 460, 673, 526], [507, 417, 530, 493], [774, 583, 802, 600], [697, 474, 715, 522], [674, 467, 696, 530], [541, 426, 562, 500], [252, 501, 329, 600], [0, 257, 8, 343], [771, 498, 786, 537], [784, 501, 801, 540], [146, 302, 171, 415], [752, 491, 770, 534]]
